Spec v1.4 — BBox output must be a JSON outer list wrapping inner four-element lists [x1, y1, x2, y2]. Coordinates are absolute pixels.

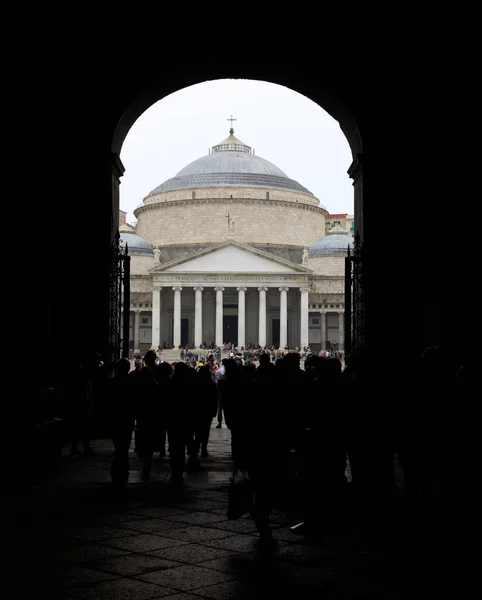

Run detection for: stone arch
[[21, 4, 474, 436], [111, 75, 362, 158]]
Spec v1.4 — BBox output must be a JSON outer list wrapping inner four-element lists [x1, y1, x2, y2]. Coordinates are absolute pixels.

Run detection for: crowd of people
[[57, 343, 470, 551], [108, 350, 218, 486], [137, 342, 345, 369]]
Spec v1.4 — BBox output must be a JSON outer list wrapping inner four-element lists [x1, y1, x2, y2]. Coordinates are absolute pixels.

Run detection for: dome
[[147, 129, 313, 196], [309, 224, 354, 256], [119, 231, 153, 255]]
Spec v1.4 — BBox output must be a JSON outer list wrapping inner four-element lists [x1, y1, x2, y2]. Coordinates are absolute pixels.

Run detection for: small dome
[[211, 131, 252, 154], [309, 224, 354, 256], [119, 232, 153, 255]]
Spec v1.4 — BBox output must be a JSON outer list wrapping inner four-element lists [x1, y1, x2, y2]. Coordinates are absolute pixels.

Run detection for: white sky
[[120, 79, 354, 224]]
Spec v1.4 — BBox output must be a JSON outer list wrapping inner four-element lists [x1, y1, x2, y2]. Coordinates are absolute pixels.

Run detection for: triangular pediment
[[150, 241, 311, 274]]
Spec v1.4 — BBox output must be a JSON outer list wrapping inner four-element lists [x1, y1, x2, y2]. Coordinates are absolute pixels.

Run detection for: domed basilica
[[120, 127, 353, 354]]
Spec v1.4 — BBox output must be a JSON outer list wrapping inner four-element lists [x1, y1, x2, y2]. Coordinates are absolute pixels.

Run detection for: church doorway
[[171, 318, 189, 347], [181, 318, 189, 347], [272, 318, 280, 348], [272, 318, 289, 349], [223, 315, 238, 346]]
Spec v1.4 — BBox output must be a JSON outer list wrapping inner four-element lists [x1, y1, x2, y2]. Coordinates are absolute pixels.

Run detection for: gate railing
[[107, 230, 131, 376], [344, 231, 365, 357]]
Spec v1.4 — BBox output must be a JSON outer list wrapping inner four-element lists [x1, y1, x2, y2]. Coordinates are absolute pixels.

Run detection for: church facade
[[120, 128, 353, 353]]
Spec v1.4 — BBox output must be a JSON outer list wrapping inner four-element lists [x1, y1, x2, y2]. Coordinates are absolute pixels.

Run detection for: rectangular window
[[141, 318, 148, 324], [192, 191, 196, 199], [312, 318, 320, 325], [266, 191, 270, 200]]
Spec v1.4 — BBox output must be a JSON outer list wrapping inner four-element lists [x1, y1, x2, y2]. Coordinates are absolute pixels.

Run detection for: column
[[320, 309, 327, 350], [193, 287, 203, 347], [134, 310, 140, 351], [300, 287, 309, 349], [151, 288, 161, 349], [172, 286, 182, 347], [258, 286, 268, 347], [338, 309, 345, 350], [237, 287, 247, 348], [215, 287, 224, 347], [279, 287, 289, 348], [258, 287, 268, 348]]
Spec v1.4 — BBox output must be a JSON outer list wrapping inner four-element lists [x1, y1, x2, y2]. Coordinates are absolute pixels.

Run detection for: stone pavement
[[13, 423, 413, 599]]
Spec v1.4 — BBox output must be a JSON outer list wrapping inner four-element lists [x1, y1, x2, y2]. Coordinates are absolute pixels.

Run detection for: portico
[[150, 281, 312, 349], [149, 240, 312, 349]]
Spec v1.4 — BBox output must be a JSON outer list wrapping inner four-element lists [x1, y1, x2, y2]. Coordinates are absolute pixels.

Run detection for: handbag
[[227, 468, 253, 520]]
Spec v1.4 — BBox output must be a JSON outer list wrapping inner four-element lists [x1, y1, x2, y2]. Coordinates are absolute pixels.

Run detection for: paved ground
[[13, 423, 415, 599]]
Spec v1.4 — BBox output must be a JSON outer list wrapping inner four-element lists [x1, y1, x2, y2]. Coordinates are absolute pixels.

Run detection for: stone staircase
[[158, 348, 232, 364], [157, 349, 182, 363]]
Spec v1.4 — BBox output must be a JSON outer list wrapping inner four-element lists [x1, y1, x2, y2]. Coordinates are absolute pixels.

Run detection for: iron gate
[[107, 230, 131, 376], [344, 231, 365, 357]]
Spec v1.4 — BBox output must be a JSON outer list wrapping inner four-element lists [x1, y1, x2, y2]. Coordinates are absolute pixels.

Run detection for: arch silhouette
[[112, 75, 362, 160], [25, 23, 472, 384]]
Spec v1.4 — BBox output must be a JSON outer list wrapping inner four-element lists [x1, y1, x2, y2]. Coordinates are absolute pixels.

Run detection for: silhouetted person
[[344, 349, 396, 534], [134, 366, 161, 481], [167, 361, 193, 484], [144, 350, 168, 456], [215, 358, 228, 428], [107, 357, 135, 486], [303, 353, 326, 383], [292, 356, 348, 536], [65, 350, 101, 456], [224, 358, 294, 549], [155, 360, 173, 457], [255, 352, 275, 386], [186, 366, 218, 469]]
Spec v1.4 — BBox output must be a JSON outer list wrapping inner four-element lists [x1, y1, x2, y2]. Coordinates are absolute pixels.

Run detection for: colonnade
[[134, 294, 346, 350], [149, 285, 311, 349]]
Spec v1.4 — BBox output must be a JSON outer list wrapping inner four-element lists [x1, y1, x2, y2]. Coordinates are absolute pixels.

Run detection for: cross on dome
[[227, 114, 237, 135]]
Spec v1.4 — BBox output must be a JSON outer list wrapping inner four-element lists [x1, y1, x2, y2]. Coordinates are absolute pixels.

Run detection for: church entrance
[[272, 318, 289, 348], [223, 315, 238, 346], [272, 318, 280, 348], [181, 318, 189, 347], [171, 318, 189, 347]]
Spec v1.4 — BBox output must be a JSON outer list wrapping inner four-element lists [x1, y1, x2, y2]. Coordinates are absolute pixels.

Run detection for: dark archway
[[18, 15, 475, 600], [223, 315, 238, 347], [17, 21, 474, 600]]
